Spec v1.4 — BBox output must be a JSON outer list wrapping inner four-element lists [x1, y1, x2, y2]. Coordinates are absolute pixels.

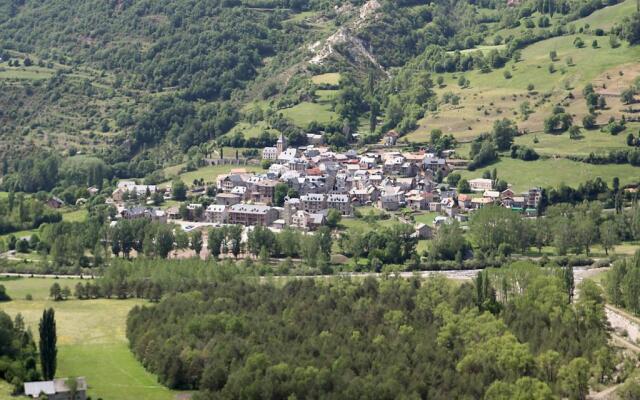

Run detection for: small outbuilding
[[24, 377, 87, 400]]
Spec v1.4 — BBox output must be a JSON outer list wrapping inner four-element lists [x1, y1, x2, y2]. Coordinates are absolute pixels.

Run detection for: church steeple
[[277, 132, 287, 154]]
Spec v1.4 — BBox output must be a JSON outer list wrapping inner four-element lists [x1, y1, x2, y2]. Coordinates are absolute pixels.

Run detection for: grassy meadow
[[408, 0, 640, 143], [280, 100, 338, 126], [340, 215, 398, 233], [223, 121, 279, 140], [460, 157, 640, 192], [61, 208, 88, 223], [0, 277, 181, 400], [0, 229, 37, 241], [311, 72, 341, 85], [414, 212, 439, 227], [162, 163, 263, 187], [0, 66, 56, 81], [513, 127, 632, 157]]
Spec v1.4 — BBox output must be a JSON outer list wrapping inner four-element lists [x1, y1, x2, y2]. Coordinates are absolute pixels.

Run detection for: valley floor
[[0, 278, 186, 400]]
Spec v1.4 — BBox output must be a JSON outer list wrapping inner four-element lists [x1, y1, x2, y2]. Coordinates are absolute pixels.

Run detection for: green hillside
[[1, 0, 640, 192], [410, 0, 640, 143]]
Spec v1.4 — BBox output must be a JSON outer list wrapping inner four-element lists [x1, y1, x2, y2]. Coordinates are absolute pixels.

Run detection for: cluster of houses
[[109, 134, 542, 232]]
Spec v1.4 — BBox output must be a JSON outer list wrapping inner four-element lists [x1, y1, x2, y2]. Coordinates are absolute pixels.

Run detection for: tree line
[[0, 193, 62, 236], [428, 201, 633, 266]]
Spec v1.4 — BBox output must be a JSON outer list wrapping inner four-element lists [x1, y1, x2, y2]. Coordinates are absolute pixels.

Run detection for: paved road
[[0, 265, 610, 282]]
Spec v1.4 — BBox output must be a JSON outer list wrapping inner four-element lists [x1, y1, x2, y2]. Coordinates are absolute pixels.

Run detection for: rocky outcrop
[[307, 0, 387, 74]]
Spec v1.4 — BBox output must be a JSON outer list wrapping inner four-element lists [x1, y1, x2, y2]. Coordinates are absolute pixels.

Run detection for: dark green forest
[[126, 262, 612, 399], [1, 0, 324, 99]]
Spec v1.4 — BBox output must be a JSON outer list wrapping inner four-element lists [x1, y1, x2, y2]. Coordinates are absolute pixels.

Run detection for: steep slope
[[308, 0, 387, 73], [0, 0, 328, 164], [1, 0, 638, 189]]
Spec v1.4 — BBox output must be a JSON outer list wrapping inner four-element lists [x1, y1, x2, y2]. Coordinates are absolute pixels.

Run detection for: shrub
[[510, 144, 539, 161], [569, 125, 582, 139], [607, 119, 625, 135], [609, 35, 620, 48], [622, 88, 636, 104], [597, 95, 607, 109], [544, 112, 573, 133], [582, 114, 597, 129]]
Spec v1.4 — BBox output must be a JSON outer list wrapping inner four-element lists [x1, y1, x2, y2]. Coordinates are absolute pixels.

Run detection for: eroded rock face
[[307, 0, 386, 74]]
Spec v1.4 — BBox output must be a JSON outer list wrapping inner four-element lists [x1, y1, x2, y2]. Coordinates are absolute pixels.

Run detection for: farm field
[[223, 121, 278, 140], [61, 208, 88, 223], [280, 101, 338, 126], [514, 126, 633, 156], [0, 278, 181, 400], [0, 66, 55, 81], [311, 72, 341, 85], [340, 216, 398, 233], [0, 229, 37, 241], [460, 157, 640, 192], [316, 89, 338, 102], [162, 164, 263, 186]]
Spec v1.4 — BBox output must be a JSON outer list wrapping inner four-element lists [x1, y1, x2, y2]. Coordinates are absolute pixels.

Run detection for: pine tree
[[475, 270, 500, 314], [39, 308, 57, 380], [562, 266, 575, 302], [476, 271, 485, 311]]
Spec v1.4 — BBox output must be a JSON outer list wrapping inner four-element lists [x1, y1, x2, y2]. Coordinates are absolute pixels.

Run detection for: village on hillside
[[108, 132, 543, 239]]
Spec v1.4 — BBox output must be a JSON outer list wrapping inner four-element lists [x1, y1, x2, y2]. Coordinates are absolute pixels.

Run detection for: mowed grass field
[[0, 66, 55, 81], [0, 278, 181, 400], [340, 216, 398, 233], [162, 164, 263, 187], [514, 125, 634, 157], [280, 101, 338, 126], [311, 72, 341, 85], [61, 208, 88, 223], [414, 212, 439, 227], [0, 229, 37, 241], [460, 157, 640, 192], [279, 78, 339, 127], [224, 121, 279, 140]]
